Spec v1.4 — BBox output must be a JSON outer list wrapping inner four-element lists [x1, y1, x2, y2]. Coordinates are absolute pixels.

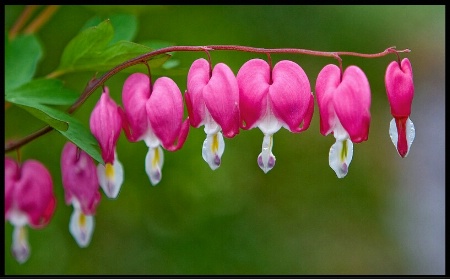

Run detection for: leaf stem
[[4, 45, 410, 153], [9, 5, 40, 40], [23, 5, 60, 35]]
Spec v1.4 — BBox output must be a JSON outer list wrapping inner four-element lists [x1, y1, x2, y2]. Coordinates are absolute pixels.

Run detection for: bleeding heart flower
[[316, 64, 371, 178], [122, 73, 189, 185], [5, 157, 56, 263], [237, 58, 314, 173], [385, 58, 415, 158], [61, 142, 101, 247], [185, 58, 240, 170], [90, 87, 124, 198]]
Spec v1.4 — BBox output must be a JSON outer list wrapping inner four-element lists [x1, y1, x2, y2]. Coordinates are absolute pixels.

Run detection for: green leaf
[[55, 19, 170, 75], [5, 34, 43, 91], [16, 103, 69, 132], [64, 41, 170, 72], [58, 115, 104, 165], [80, 16, 102, 31], [108, 14, 138, 44], [57, 19, 114, 73], [5, 79, 79, 105], [138, 40, 179, 70], [15, 101, 103, 164], [81, 14, 138, 44]]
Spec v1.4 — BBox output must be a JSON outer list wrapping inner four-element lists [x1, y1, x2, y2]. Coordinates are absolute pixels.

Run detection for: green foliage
[[55, 18, 171, 75], [4, 12, 174, 164], [5, 79, 79, 105], [5, 34, 42, 91]]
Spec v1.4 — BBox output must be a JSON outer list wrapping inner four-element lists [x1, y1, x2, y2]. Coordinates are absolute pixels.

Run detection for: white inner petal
[[12, 225, 30, 264], [145, 145, 164, 185], [258, 101, 282, 135], [98, 152, 124, 199], [389, 118, 398, 151], [257, 134, 276, 174], [142, 122, 161, 148], [8, 210, 29, 228], [406, 117, 415, 157], [329, 137, 354, 179], [389, 117, 415, 158], [202, 131, 225, 170], [203, 110, 220, 135], [69, 207, 94, 248]]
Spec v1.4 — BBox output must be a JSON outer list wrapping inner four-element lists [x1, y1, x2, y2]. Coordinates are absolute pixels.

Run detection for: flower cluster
[[4, 53, 415, 264], [89, 56, 415, 184]]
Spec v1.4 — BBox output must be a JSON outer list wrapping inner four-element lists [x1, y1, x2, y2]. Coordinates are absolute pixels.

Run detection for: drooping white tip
[[98, 155, 124, 199], [258, 134, 276, 173], [69, 207, 94, 248], [12, 225, 30, 264], [329, 138, 354, 178], [202, 131, 225, 170], [145, 145, 164, 185], [389, 117, 415, 158]]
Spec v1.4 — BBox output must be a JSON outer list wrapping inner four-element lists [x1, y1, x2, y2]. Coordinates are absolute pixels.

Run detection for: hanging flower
[[237, 58, 314, 173], [61, 142, 101, 247], [316, 64, 371, 178], [122, 73, 189, 185], [185, 58, 240, 170], [90, 87, 124, 198], [385, 58, 415, 158], [5, 157, 56, 263]]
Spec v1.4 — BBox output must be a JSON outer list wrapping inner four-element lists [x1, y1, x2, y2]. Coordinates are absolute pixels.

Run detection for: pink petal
[[147, 77, 184, 150], [315, 64, 341, 136], [203, 63, 240, 138], [333, 66, 371, 143], [236, 59, 270, 129], [5, 157, 19, 217], [269, 60, 313, 133], [164, 118, 190, 152], [385, 58, 414, 118], [14, 160, 56, 229], [121, 73, 151, 142], [61, 142, 101, 215], [186, 58, 209, 128], [89, 87, 122, 163]]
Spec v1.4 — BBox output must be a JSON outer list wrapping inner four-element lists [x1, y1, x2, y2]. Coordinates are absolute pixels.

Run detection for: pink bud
[[89, 87, 123, 164], [385, 58, 414, 118], [385, 58, 415, 158], [5, 157, 56, 229], [61, 142, 101, 215]]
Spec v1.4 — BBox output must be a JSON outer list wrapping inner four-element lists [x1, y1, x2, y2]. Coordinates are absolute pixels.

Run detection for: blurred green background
[[4, 5, 445, 275]]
